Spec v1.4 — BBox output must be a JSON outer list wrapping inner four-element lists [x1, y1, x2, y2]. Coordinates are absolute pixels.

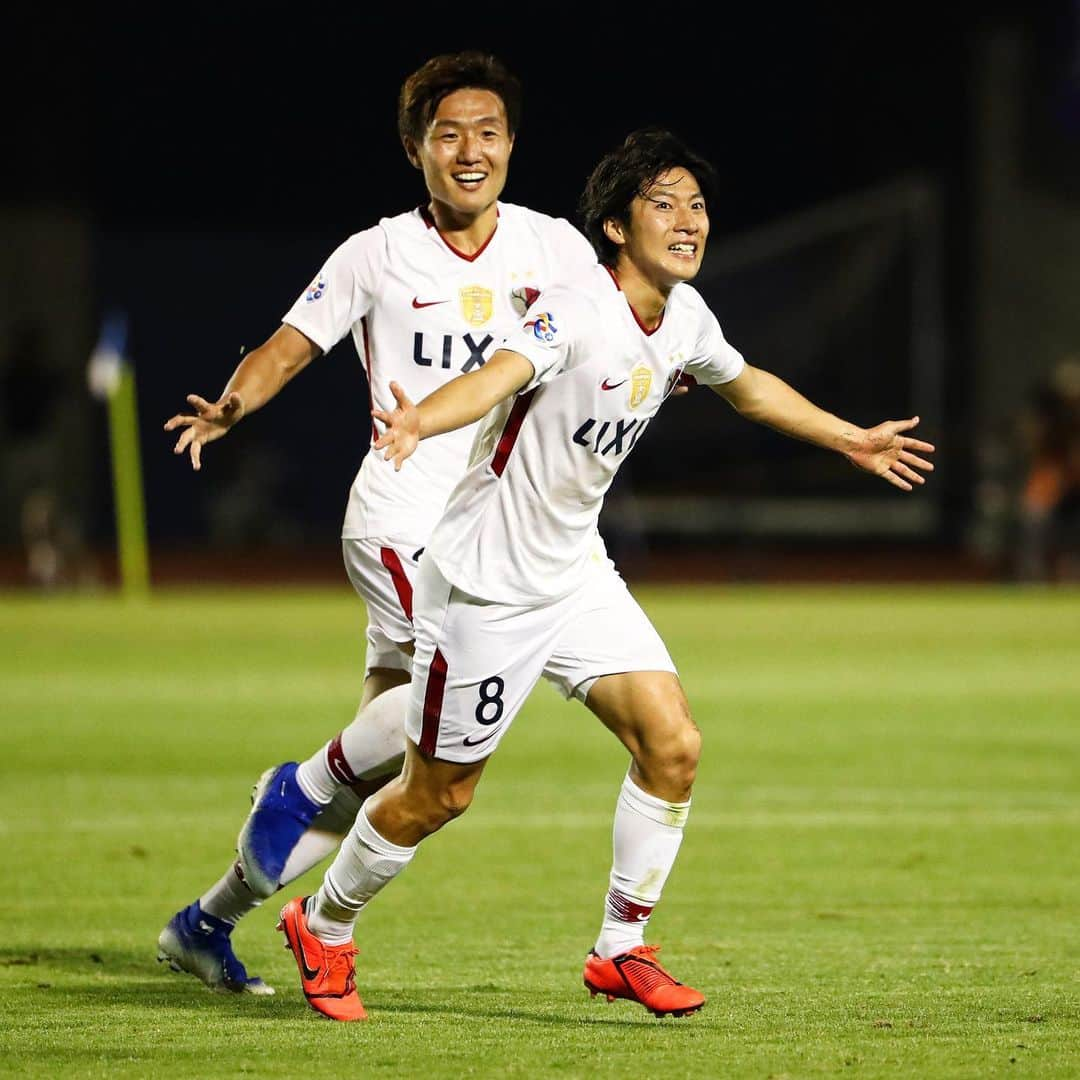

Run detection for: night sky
[[14, 5, 1023, 233]]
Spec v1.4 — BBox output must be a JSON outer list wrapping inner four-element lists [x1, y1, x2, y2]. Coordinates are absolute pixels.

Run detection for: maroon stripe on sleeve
[[419, 648, 449, 756], [361, 316, 377, 443], [379, 547, 414, 621], [491, 388, 537, 477]]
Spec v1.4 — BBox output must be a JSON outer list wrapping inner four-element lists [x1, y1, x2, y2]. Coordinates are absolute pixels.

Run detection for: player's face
[[409, 88, 514, 221], [621, 169, 709, 288]]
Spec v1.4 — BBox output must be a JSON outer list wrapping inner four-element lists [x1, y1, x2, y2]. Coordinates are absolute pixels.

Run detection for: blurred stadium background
[[4, 4, 1079, 590]]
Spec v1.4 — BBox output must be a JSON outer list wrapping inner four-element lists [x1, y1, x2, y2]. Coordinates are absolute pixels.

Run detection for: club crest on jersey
[[510, 285, 541, 317], [629, 364, 653, 409], [663, 361, 687, 399], [526, 312, 558, 343], [305, 273, 327, 303], [459, 285, 494, 327]]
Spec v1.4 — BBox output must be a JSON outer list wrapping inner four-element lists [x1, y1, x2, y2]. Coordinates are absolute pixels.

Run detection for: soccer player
[[157, 51, 598, 995], [277, 128, 936, 1021]]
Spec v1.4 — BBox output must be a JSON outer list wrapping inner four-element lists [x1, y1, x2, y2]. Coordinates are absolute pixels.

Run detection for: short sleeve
[[553, 218, 599, 276], [683, 305, 745, 386], [498, 287, 586, 392], [281, 228, 386, 354]]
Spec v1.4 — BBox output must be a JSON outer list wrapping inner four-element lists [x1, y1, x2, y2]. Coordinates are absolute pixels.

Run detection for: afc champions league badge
[[525, 312, 558, 343], [305, 272, 327, 304], [459, 285, 494, 327]]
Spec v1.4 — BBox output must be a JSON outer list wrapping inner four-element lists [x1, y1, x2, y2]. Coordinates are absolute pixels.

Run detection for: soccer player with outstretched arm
[[276, 128, 935, 1020], [157, 52, 599, 994]]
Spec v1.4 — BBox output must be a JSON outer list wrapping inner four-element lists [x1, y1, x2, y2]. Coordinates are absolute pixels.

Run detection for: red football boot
[[277, 896, 367, 1021], [583, 945, 704, 1018]]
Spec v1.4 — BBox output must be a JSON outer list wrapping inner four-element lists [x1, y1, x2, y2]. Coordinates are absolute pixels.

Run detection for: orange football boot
[[583, 945, 704, 1018], [276, 896, 367, 1021]]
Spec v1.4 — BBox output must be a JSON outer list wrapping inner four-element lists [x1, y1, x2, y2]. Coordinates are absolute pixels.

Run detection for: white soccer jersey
[[281, 203, 596, 541], [428, 264, 746, 604]]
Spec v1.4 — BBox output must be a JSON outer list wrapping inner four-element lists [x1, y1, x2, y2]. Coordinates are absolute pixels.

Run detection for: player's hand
[[372, 381, 420, 471], [163, 392, 245, 471], [669, 372, 696, 397], [845, 416, 935, 491]]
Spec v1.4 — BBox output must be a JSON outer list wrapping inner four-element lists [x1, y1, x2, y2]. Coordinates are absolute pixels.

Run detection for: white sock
[[200, 863, 260, 925], [307, 804, 415, 945], [279, 786, 364, 885], [593, 772, 691, 959], [295, 684, 410, 804]]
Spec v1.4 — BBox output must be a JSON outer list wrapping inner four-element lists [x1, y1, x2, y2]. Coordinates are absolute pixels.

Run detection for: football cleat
[[157, 900, 273, 995], [236, 762, 322, 897], [277, 896, 367, 1021], [583, 945, 704, 1018]]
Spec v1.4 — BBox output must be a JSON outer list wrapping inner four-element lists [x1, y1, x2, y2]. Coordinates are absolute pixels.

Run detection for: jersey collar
[[603, 264, 665, 336], [418, 204, 499, 263]]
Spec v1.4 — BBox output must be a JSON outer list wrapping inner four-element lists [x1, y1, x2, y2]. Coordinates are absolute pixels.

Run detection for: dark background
[[5, 1, 1079, 581]]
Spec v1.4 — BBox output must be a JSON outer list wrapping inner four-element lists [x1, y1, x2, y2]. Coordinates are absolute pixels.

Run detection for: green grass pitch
[[2, 584, 1078, 1078]]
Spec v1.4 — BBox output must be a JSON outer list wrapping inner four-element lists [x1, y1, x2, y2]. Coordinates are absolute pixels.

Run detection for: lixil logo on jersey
[[305, 273, 327, 304], [526, 312, 557, 343]]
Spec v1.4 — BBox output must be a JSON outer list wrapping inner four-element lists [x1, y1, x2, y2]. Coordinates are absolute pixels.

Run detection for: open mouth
[[453, 172, 487, 188], [668, 242, 698, 258]]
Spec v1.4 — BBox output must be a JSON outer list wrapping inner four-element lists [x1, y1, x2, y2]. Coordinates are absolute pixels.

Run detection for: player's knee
[[402, 778, 475, 833], [666, 721, 702, 786], [434, 780, 475, 823], [640, 717, 700, 795]]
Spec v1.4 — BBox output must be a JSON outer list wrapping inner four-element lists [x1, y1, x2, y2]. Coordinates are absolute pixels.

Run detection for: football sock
[[200, 863, 260, 925], [593, 771, 691, 959], [307, 804, 415, 945], [279, 786, 364, 885], [295, 683, 410, 804]]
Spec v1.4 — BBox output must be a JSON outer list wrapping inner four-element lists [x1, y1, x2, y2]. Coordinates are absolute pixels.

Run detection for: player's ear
[[402, 136, 423, 170], [602, 216, 626, 249]]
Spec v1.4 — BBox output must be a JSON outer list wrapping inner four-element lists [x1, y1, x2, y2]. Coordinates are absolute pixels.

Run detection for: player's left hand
[[372, 381, 420, 471], [845, 416, 935, 491]]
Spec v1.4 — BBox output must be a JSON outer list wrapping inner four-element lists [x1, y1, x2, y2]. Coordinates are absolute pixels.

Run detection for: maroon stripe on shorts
[[491, 388, 537, 477], [419, 648, 449, 756], [380, 546, 414, 621]]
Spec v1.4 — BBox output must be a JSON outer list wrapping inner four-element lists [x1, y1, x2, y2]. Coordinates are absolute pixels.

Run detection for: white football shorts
[[342, 537, 424, 677], [406, 552, 677, 763]]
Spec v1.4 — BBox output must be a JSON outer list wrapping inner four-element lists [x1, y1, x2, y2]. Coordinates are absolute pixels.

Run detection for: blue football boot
[[236, 762, 322, 898], [157, 901, 273, 995]]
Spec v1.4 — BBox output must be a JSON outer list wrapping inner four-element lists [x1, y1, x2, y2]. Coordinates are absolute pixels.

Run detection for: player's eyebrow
[[432, 115, 505, 129], [644, 188, 704, 203]]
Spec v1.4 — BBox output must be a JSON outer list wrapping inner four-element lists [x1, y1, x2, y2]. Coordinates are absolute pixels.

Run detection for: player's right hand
[[372, 381, 419, 472], [164, 392, 245, 471]]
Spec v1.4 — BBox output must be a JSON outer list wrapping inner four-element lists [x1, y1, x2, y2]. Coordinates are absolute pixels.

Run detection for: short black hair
[[397, 52, 522, 145], [578, 128, 718, 265]]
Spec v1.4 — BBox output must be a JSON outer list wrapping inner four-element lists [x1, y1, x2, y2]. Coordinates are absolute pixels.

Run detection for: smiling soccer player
[[277, 128, 935, 1020]]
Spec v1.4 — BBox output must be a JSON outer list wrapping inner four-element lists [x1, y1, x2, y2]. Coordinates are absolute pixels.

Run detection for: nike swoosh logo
[[412, 297, 448, 309], [463, 727, 500, 748], [295, 928, 321, 981], [601, 378, 627, 390]]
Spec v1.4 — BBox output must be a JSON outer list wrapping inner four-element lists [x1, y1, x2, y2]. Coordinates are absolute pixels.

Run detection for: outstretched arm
[[373, 349, 535, 470], [714, 363, 935, 491], [163, 324, 320, 471]]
